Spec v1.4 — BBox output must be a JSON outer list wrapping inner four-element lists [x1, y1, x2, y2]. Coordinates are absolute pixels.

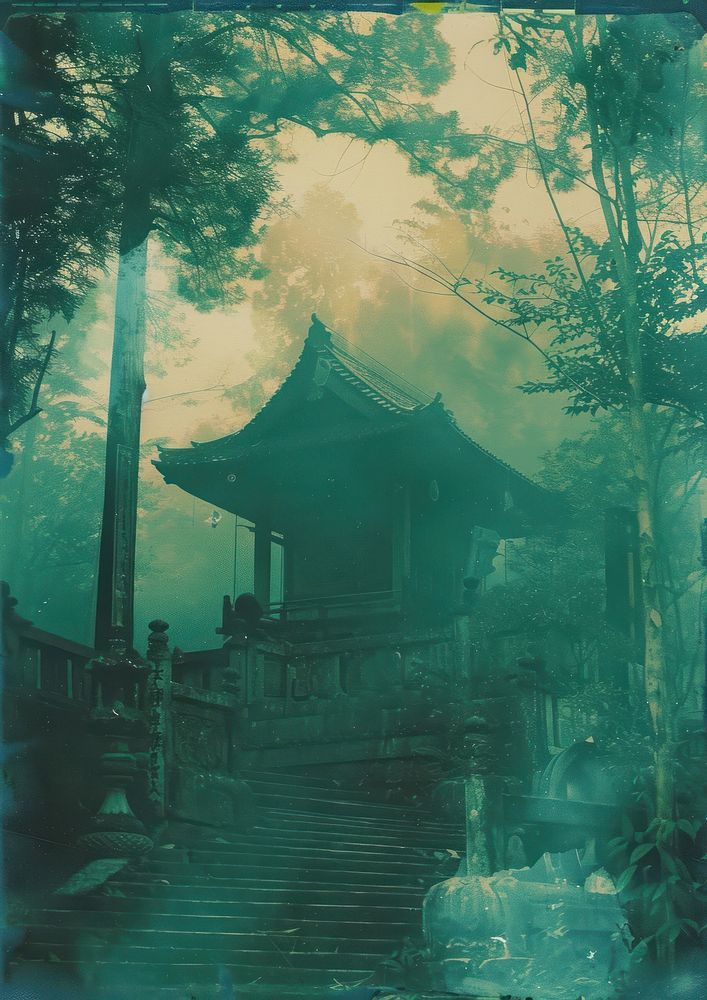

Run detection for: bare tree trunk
[[627, 360, 674, 821], [571, 45, 674, 830], [94, 19, 173, 652], [94, 238, 148, 651]]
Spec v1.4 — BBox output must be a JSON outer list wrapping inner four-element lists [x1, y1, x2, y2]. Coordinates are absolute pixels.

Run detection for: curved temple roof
[[154, 314, 558, 522]]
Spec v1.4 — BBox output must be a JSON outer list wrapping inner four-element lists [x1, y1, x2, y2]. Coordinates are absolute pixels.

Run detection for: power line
[[142, 384, 227, 407]]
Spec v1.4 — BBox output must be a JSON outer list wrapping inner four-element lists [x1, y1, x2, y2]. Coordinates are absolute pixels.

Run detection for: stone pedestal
[[79, 638, 152, 858], [424, 849, 631, 1000], [76, 725, 153, 858]]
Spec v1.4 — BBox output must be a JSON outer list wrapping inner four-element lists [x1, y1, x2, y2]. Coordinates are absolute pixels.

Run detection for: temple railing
[[2, 591, 155, 854], [3, 621, 95, 849], [173, 624, 460, 713], [5, 623, 94, 702], [263, 589, 402, 624], [161, 621, 467, 821], [2, 585, 596, 842]]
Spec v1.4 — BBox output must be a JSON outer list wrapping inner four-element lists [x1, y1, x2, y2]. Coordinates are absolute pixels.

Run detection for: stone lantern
[[78, 629, 153, 857]]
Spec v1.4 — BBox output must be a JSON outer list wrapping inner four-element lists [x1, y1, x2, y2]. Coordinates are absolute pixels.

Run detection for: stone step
[[20, 909, 421, 938], [16, 924, 395, 956], [184, 846, 443, 871], [252, 818, 464, 848], [243, 769, 364, 791], [9, 974, 467, 1000], [9, 958, 381, 989], [263, 806, 460, 836], [17, 940, 393, 971], [197, 828, 464, 855], [246, 776, 388, 803], [102, 881, 427, 906], [139, 860, 438, 887], [114, 872, 430, 894], [189, 837, 459, 863], [5, 965, 419, 1000], [34, 895, 423, 922], [251, 791, 428, 821], [247, 776, 437, 813], [10, 762, 463, 995]]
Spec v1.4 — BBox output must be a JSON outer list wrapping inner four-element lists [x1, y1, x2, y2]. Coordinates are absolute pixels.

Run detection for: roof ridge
[[155, 314, 549, 498], [324, 329, 433, 413], [436, 406, 545, 491]]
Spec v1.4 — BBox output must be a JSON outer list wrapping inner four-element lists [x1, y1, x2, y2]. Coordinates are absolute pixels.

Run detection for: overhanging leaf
[[616, 864, 638, 893]]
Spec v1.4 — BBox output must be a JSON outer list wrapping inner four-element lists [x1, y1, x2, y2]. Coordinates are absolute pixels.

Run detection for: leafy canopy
[[74, 11, 515, 304], [0, 15, 116, 445]]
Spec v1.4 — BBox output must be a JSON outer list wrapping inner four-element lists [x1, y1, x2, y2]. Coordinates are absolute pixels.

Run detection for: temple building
[[155, 314, 555, 635]]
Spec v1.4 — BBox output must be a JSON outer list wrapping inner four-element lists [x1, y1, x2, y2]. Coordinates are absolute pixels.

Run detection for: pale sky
[[84, 14, 600, 480]]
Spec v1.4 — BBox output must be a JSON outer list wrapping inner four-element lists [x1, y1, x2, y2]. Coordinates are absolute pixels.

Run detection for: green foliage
[[474, 415, 636, 677], [0, 287, 110, 640], [396, 16, 706, 434], [0, 15, 117, 444], [71, 9, 511, 306], [69, 13, 276, 305], [607, 796, 706, 959], [499, 13, 703, 192], [0, 396, 105, 642], [2, 8, 521, 452], [476, 229, 706, 421]]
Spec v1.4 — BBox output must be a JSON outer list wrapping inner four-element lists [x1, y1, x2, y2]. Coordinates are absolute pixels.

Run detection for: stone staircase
[[8, 768, 465, 998]]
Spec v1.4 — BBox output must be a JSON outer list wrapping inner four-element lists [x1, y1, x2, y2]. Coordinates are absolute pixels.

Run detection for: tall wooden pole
[[94, 239, 148, 651], [94, 18, 173, 652]]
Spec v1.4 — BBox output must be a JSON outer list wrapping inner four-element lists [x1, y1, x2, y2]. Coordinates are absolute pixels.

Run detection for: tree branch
[[354, 241, 616, 412], [7, 330, 57, 436]]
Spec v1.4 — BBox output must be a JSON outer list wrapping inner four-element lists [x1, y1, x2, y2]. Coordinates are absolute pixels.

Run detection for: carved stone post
[[464, 776, 491, 874], [146, 620, 171, 818], [78, 633, 152, 857], [219, 593, 265, 706], [462, 681, 527, 875], [462, 714, 496, 875], [453, 607, 474, 687]]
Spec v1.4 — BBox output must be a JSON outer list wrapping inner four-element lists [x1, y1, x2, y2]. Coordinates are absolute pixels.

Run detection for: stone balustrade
[[3, 581, 603, 845]]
